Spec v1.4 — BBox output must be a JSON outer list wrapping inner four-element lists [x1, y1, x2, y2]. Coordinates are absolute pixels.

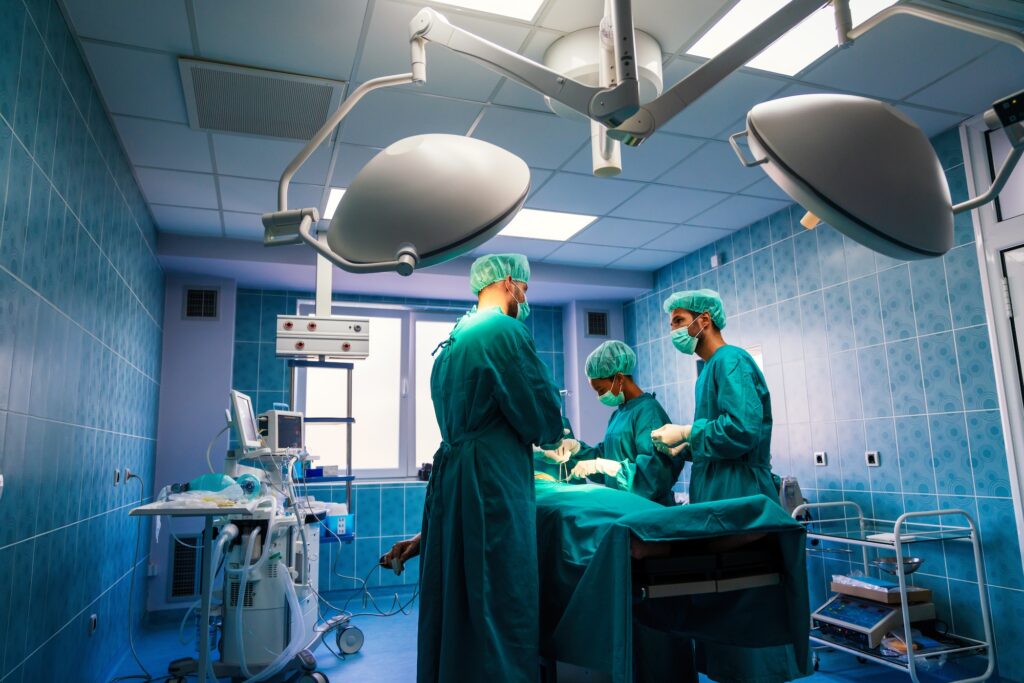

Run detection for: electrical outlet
[[866, 451, 880, 467], [123, 467, 133, 482], [147, 563, 158, 578], [88, 614, 98, 636], [814, 451, 827, 467], [113, 468, 120, 486], [710, 253, 720, 268]]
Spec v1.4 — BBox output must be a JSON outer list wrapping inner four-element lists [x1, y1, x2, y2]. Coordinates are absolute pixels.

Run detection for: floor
[[115, 589, 1002, 683]]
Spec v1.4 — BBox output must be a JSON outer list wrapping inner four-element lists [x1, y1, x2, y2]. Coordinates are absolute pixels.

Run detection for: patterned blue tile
[[782, 360, 810, 424], [732, 254, 755, 314], [259, 293, 289, 341], [748, 217, 772, 251], [776, 297, 803, 362], [930, 413, 973, 497], [683, 252, 701, 281], [755, 304, 781, 366], [877, 265, 917, 341], [699, 267, 718, 294], [798, 291, 828, 360], [864, 417, 900, 493], [919, 331, 963, 413], [404, 484, 427, 536], [0, 139, 32, 277], [751, 247, 776, 307], [355, 485, 382, 537], [829, 350, 862, 421], [654, 265, 672, 292], [884, 339, 927, 416], [792, 229, 822, 295], [967, 410, 1011, 498], [716, 261, 738, 318], [909, 258, 952, 335], [380, 485, 405, 537], [857, 345, 893, 418], [731, 226, 752, 260], [978, 497, 1024, 590], [848, 275, 883, 348], [235, 292, 262, 342], [943, 244, 986, 329], [0, 0, 27, 124], [843, 235, 876, 280], [769, 207, 794, 242], [14, 19, 44, 152], [804, 355, 834, 423], [811, 421, 841, 490], [836, 420, 868, 492], [816, 226, 848, 289], [771, 238, 798, 302], [895, 415, 935, 494], [956, 325, 999, 411], [823, 284, 855, 355]]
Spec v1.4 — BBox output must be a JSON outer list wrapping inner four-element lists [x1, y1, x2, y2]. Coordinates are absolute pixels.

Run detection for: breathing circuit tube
[[239, 561, 307, 683]]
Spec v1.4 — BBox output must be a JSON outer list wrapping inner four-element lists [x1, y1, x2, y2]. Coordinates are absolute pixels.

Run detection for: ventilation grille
[[229, 580, 256, 608], [169, 536, 200, 600], [184, 288, 219, 320], [586, 310, 609, 337], [179, 58, 346, 140]]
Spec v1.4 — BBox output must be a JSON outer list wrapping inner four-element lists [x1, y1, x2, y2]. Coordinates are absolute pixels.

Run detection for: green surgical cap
[[662, 289, 727, 329], [585, 340, 637, 379], [469, 253, 531, 295]]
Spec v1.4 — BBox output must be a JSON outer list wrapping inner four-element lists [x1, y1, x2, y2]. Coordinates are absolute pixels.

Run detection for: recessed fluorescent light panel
[[433, 0, 545, 22], [688, 0, 896, 76], [323, 188, 346, 220], [500, 208, 596, 241]]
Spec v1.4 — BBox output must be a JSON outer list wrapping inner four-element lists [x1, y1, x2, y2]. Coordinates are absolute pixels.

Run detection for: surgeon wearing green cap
[[652, 289, 805, 683], [418, 253, 565, 683], [545, 340, 682, 505]]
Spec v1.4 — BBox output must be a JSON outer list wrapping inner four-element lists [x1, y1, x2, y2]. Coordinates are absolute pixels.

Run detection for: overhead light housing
[[688, 0, 897, 76], [323, 188, 346, 220], [432, 0, 544, 22], [499, 208, 596, 241], [732, 94, 953, 259]]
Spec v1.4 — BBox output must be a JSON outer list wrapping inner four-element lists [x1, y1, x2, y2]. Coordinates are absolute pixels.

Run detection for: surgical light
[[322, 188, 345, 220], [499, 208, 596, 241]]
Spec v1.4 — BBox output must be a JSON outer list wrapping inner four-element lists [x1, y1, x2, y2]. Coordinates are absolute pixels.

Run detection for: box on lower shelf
[[831, 579, 933, 605]]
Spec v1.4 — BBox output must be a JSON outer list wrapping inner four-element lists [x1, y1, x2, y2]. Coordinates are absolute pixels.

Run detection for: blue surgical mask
[[671, 318, 706, 355], [598, 376, 624, 407], [507, 281, 530, 321]]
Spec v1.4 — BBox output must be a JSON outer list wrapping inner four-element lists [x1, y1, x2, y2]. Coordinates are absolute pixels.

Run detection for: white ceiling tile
[[63, 0, 193, 53], [113, 116, 212, 173], [194, 0, 367, 80], [135, 168, 219, 209], [471, 235, 562, 260], [150, 205, 222, 236], [658, 139, 762, 191], [608, 249, 683, 270], [739, 176, 791, 202], [223, 211, 265, 240], [339, 88, 483, 147], [802, 15, 995, 100], [642, 225, 729, 252], [659, 66, 786, 138], [894, 104, 966, 138], [358, 1, 530, 101], [213, 134, 332, 184], [544, 243, 632, 267], [611, 184, 726, 223], [82, 42, 188, 122], [689, 195, 789, 229], [471, 107, 588, 169], [564, 131, 705, 181], [571, 217, 675, 248], [525, 172, 643, 214], [219, 176, 324, 214], [328, 144, 383, 187], [906, 45, 1024, 116]]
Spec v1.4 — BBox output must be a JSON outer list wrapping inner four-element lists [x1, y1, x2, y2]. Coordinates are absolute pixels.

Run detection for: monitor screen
[[230, 390, 260, 448], [276, 414, 303, 449]]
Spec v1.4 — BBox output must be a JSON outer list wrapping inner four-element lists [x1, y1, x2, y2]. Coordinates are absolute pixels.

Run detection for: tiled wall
[[625, 128, 1024, 681], [0, 1, 165, 681]]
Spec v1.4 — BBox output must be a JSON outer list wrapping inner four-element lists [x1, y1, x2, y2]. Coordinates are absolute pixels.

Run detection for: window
[[295, 302, 458, 478]]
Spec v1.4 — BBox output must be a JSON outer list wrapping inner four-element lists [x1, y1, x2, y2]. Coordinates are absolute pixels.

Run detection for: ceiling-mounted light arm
[[409, 7, 639, 126], [954, 97, 1024, 214], [606, 0, 828, 146], [845, 2, 1024, 51], [286, 207, 420, 275]]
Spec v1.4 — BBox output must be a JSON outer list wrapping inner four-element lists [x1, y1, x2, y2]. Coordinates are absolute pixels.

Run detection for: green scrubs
[[419, 306, 564, 683], [575, 393, 682, 506]]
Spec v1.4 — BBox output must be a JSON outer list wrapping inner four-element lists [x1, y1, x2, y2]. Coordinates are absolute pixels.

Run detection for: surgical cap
[[469, 253, 531, 295], [662, 289, 727, 329], [585, 340, 637, 379]]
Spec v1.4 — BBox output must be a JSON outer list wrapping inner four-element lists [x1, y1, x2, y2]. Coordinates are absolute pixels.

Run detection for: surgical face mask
[[598, 376, 624, 407], [506, 281, 530, 321], [671, 318, 706, 355]]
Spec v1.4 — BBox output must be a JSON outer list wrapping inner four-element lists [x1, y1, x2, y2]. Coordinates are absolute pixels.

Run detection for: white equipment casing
[[220, 518, 320, 667], [275, 315, 369, 359]]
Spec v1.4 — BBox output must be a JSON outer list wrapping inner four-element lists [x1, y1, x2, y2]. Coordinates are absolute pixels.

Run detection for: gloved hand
[[652, 424, 691, 450], [570, 458, 622, 480], [556, 438, 581, 459], [536, 446, 570, 464]]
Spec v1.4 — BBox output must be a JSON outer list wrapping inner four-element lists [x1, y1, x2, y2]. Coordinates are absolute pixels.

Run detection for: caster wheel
[[297, 648, 317, 671], [296, 673, 329, 683], [337, 625, 364, 654]]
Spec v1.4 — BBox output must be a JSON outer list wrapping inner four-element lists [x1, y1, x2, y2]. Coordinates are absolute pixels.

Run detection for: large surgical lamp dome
[[327, 134, 529, 270], [733, 94, 953, 260]]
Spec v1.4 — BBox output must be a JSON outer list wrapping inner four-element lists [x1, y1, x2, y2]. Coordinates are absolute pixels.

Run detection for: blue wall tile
[[967, 410, 1012, 498], [944, 244, 986, 328], [857, 345, 893, 418], [910, 258, 953, 335], [817, 226, 847, 288], [792, 229, 822, 295], [919, 332, 964, 413], [823, 284, 855, 355], [877, 265, 917, 341], [769, 208, 794, 242], [895, 415, 935, 495], [885, 339, 927, 416], [929, 412, 973, 496], [848, 275, 883, 348], [829, 350, 863, 421], [957, 325, 999, 411], [798, 291, 828, 359]]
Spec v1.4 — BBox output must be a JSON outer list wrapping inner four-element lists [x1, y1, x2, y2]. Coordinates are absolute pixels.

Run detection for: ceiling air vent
[[179, 58, 346, 141], [586, 310, 609, 337], [184, 287, 219, 320]]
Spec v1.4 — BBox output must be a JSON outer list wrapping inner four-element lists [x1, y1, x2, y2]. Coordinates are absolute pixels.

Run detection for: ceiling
[[61, 0, 1024, 274]]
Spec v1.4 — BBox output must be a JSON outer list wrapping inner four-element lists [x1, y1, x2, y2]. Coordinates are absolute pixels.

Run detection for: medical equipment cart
[[792, 501, 994, 683]]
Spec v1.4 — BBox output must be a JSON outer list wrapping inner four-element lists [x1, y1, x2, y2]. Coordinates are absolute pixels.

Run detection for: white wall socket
[[814, 451, 827, 466], [866, 451, 880, 467]]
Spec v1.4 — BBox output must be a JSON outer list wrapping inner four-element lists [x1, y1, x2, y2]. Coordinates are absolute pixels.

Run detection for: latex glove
[[536, 446, 570, 464], [556, 438, 581, 459], [651, 424, 691, 452], [570, 458, 622, 480]]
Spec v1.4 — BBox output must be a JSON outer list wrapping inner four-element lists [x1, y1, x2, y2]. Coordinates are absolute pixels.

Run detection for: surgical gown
[[685, 345, 808, 683], [418, 305, 564, 683], [575, 393, 682, 506]]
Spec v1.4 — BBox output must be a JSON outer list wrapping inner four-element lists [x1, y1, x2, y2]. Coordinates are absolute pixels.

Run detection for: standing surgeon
[[541, 340, 682, 505], [417, 253, 565, 683]]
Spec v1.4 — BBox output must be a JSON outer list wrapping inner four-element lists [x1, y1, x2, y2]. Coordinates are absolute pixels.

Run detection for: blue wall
[[625, 127, 1023, 681], [0, 0, 164, 680]]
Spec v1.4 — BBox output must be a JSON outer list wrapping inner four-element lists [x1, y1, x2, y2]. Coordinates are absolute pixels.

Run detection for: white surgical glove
[[651, 424, 692, 456], [570, 458, 622, 480], [556, 438, 580, 459], [536, 446, 570, 464]]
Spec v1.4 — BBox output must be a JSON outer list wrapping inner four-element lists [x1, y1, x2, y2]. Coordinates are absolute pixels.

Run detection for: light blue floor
[[116, 589, 1001, 683]]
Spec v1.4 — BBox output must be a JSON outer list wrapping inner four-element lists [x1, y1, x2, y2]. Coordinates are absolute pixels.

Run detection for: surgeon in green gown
[[539, 340, 682, 505], [417, 253, 565, 683], [651, 288, 807, 683]]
